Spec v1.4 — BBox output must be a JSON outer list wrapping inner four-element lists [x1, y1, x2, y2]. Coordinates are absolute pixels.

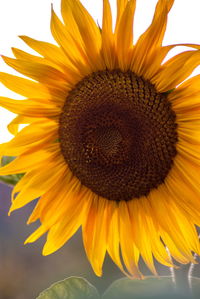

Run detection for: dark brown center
[[59, 69, 178, 201]]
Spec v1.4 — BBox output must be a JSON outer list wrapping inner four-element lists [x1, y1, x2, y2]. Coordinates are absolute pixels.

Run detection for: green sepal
[[0, 156, 24, 186], [54, 138, 60, 143], [97, 21, 102, 33], [164, 88, 175, 95], [36, 277, 100, 299]]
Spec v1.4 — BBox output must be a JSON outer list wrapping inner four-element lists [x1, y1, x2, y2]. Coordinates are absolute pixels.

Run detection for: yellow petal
[[107, 201, 129, 276], [42, 196, 90, 255], [0, 143, 60, 175], [101, 0, 115, 69], [40, 175, 82, 225], [27, 169, 73, 224], [0, 120, 58, 156], [7, 115, 29, 136], [13, 47, 81, 85], [174, 155, 200, 197], [119, 201, 142, 278], [82, 196, 108, 276], [177, 142, 200, 167], [168, 74, 200, 112], [0, 97, 61, 117], [9, 156, 66, 214], [165, 169, 200, 227], [61, 0, 83, 42], [161, 230, 191, 264], [149, 186, 197, 263], [131, 198, 173, 269], [0, 72, 49, 98], [19, 35, 73, 71], [128, 199, 158, 275], [131, 0, 174, 75], [67, 0, 105, 71], [169, 74, 200, 100], [115, 0, 128, 33], [115, 0, 136, 70], [25, 225, 48, 244], [51, 8, 91, 77], [2, 56, 68, 87], [143, 43, 200, 80], [170, 203, 200, 255], [153, 50, 200, 92], [178, 127, 200, 145], [0, 71, 68, 106], [12, 47, 60, 70]]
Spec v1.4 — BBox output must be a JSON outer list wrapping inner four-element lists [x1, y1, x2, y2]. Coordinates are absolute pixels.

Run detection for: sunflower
[[0, 0, 200, 278]]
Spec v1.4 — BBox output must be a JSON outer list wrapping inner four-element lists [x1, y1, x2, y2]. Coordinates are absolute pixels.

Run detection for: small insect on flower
[[0, 0, 200, 278]]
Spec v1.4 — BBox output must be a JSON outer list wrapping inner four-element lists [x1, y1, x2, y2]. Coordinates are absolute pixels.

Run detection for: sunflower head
[[1, 0, 200, 279]]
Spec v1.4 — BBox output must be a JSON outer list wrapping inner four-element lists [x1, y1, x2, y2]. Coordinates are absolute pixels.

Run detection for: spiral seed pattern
[[59, 69, 178, 201]]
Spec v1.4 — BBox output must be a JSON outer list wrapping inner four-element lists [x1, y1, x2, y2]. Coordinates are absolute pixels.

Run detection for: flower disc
[[59, 70, 178, 201]]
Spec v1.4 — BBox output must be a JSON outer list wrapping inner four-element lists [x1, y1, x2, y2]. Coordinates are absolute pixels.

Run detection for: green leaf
[[102, 276, 200, 299], [0, 156, 24, 186], [36, 277, 100, 299]]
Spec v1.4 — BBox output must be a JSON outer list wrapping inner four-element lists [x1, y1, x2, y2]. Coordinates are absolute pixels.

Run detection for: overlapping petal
[[131, 0, 174, 75], [101, 0, 115, 69], [0, 0, 200, 280], [115, 0, 136, 70]]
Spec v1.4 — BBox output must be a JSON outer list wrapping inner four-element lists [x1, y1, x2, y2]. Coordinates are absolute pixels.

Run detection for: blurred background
[[0, 181, 200, 299], [0, 181, 176, 299], [1, 0, 200, 298]]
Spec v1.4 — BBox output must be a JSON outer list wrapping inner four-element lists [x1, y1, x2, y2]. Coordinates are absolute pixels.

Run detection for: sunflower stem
[[170, 263, 192, 297]]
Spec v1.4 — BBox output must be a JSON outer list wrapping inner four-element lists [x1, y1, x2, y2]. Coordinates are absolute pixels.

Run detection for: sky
[[0, 0, 200, 143]]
